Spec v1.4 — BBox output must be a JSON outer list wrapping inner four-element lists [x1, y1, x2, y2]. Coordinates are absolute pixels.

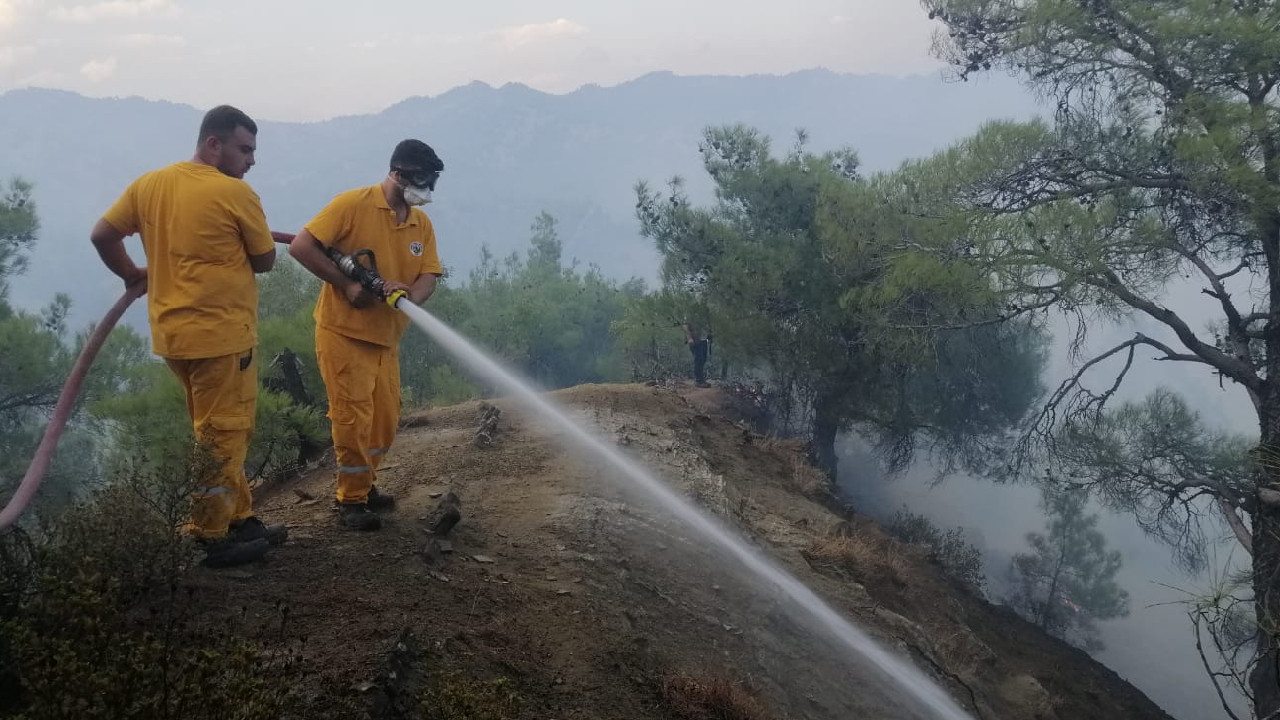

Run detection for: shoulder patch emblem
[[410, 241, 424, 257]]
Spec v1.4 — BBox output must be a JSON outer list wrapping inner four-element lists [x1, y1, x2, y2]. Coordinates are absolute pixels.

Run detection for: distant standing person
[[288, 139, 445, 532], [684, 322, 711, 388], [89, 104, 286, 568]]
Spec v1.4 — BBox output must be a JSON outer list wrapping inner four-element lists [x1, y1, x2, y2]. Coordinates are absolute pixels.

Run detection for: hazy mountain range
[[0, 69, 1040, 328]]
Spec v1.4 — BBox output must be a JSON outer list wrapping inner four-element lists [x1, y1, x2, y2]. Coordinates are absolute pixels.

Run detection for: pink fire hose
[[0, 283, 145, 531], [0, 232, 298, 533]]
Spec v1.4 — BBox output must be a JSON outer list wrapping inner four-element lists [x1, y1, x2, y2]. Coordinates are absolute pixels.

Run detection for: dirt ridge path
[[187, 383, 1174, 720]]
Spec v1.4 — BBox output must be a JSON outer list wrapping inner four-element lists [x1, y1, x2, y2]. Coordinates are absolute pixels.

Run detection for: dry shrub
[[883, 510, 985, 591], [659, 673, 778, 720], [420, 672, 523, 720], [805, 531, 910, 577], [788, 454, 831, 499]]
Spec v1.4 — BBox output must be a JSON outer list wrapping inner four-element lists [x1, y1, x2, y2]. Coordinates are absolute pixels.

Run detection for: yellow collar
[[371, 185, 420, 226]]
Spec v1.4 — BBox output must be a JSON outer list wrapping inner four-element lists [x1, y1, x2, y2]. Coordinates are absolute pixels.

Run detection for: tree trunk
[[1251, 412, 1280, 716], [1039, 542, 1069, 635], [809, 394, 840, 482], [1253, 200, 1280, 718]]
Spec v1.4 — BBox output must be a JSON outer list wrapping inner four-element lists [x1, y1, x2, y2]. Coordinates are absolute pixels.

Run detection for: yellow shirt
[[305, 185, 443, 348], [103, 162, 275, 359]]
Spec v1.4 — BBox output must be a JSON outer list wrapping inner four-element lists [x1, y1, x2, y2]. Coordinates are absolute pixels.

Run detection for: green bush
[[613, 291, 698, 383], [424, 366, 480, 407], [247, 390, 329, 483], [0, 448, 302, 720]]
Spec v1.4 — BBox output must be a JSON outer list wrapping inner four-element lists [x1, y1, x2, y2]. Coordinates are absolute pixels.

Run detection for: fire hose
[[0, 282, 146, 532], [0, 231, 395, 533]]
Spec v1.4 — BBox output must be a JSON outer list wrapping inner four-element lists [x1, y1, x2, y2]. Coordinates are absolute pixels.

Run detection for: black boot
[[229, 516, 288, 546], [337, 502, 383, 531], [198, 537, 270, 568], [367, 485, 397, 512]]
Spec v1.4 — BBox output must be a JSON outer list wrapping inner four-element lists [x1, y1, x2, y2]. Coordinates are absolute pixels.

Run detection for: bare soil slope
[[190, 383, 1174, 720]]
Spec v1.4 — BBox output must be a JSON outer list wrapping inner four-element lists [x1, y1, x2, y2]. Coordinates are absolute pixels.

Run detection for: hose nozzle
[[327, 247, 387, 297], [325, 247, 411, 308]]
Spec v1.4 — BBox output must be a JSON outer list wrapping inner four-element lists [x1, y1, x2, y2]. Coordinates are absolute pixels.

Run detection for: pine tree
[[1009, 489, 1130, 652]]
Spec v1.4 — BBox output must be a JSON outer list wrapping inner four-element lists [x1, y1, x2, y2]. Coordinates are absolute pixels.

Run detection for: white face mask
[[402, 184, 433, 206]]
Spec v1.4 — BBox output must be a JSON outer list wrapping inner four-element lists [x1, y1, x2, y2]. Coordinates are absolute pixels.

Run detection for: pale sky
[[0, 0, 945, 121]]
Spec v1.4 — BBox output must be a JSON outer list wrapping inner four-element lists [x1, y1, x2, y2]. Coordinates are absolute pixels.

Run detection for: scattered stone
[[293, 488, 315, 502], [352, 681, 376, 693], [428, 492, 443, 499], [424, 492, 462, 536], [368, 630, 421, 717], [427, 571, 450, 583], [437, 539, 453, 554], [223, 570, 254, 580], [472, 554, 496, 564], [421, 539, 446, 566], [546, 576, 558, 582], [557, 589, 572, 596]]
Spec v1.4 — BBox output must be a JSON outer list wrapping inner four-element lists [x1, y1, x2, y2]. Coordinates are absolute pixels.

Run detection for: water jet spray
[[295, 232, 977, 719]]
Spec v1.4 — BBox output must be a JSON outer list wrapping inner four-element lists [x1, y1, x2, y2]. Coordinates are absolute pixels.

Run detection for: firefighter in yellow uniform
[[90, 105, 287, 567], [289, 139, 444, 531]]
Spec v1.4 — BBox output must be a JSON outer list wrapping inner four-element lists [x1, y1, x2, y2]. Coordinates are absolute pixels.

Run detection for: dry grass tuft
[[787, 455, 832, 499], [805, 531, 911, 577], [659, 674, 779, 720]]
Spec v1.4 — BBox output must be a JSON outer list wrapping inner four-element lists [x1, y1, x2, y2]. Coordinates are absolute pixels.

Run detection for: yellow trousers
[[164, 349, 257, 539], [315, 326, 401, 504]]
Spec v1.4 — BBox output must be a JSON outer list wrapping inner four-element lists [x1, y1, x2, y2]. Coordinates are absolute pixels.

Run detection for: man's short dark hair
[[199, 105, 257, 143], [390, 139, 443, 172]]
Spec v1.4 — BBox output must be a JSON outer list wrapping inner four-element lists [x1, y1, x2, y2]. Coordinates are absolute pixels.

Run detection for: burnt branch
[[1090, 272, 1262, 392], [1220, 499, 1255, 556]]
